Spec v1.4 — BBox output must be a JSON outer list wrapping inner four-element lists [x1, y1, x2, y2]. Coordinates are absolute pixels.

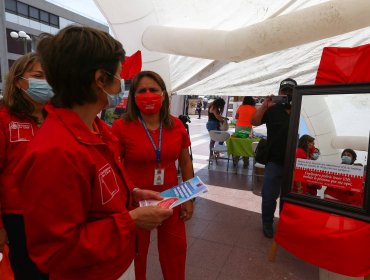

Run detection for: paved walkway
[[147, 115, 319, 280]]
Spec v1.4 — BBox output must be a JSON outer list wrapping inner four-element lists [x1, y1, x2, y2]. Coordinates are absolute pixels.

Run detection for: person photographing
[[251, 78, 297, 238]]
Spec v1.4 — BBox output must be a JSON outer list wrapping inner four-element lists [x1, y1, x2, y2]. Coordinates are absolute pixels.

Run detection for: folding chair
[[208, 130, 231, 170]]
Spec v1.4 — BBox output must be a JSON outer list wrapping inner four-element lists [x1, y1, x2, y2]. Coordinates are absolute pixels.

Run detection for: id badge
[[153, 168, 165, 186]]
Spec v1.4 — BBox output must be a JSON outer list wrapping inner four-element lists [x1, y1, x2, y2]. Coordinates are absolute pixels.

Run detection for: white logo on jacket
[[98, 163, 120, 205], [9, 121, 34, 142]]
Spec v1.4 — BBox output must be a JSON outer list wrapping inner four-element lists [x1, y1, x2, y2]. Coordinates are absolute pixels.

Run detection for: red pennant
[[121, 50, 142, 80]]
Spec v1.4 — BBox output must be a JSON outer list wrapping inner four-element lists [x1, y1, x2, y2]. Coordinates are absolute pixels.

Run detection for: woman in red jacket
[[14, 26, 173, 280], [112, 71, 194, 280], [293, 134, 321, 195], [0, 52, 52, 279]]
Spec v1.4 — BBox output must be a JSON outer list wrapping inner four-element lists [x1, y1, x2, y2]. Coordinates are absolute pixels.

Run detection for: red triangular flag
[[121, 50, 142, 80]]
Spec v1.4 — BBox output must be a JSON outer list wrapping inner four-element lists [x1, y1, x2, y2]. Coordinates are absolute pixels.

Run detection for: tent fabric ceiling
[[95, 0, 370, 96]]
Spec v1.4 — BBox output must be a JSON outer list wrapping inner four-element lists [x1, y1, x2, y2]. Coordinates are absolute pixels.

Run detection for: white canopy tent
[[94, 0, 370, 96], [94, 0, 369, 159]]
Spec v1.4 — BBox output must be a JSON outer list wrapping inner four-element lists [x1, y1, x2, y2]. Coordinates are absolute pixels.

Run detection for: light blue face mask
[[341, 155, 352, 165], [103, 78, 125, 109], [311, 152, 320, 160], [21, 77, 54, 104]]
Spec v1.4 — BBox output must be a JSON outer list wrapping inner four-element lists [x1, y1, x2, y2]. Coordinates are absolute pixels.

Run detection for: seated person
[[324, 148, 364, 206]]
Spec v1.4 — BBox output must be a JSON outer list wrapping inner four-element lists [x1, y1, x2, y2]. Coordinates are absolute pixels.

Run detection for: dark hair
[[3, 53, 39, 118], [298, 134, 315, 153], [37, 25, 125, 108], [123, 71, 173, 128], [209, 98, 225, 113], [279, 78, 297, 91], [341, 148, 357, 164], [242, 96, 255, 106]]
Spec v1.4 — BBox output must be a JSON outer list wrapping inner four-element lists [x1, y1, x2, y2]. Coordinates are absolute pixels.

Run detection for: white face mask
[[20, 77, 54, 104]]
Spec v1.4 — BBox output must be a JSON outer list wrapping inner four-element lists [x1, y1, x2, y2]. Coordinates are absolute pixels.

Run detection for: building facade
[[0, 0, 109, 92]]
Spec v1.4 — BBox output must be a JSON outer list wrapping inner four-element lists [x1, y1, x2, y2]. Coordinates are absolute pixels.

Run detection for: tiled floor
[[146, 115, 319, 280]]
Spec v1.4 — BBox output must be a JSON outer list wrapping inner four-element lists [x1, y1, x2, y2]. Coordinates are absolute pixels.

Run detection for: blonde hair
[[3, 53, 39, 117]]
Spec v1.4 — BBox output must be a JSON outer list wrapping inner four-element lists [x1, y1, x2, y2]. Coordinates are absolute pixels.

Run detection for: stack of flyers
[[139, 176, 208, 209]]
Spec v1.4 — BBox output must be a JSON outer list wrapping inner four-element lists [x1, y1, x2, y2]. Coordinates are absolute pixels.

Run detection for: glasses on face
[[135, 88, 163, 95], [104, 71, 121, 81]]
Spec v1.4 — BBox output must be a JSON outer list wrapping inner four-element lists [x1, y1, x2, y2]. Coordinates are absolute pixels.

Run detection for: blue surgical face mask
[[311, 153, 320, 160], [103, 78, 125, 109], [341, 156, 352, 165], [21, 77, 54, 104]]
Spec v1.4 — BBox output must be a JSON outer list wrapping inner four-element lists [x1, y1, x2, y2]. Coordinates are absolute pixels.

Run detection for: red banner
[[315, 43, 370, 84], [294, 159, 364, 192], [275, 203, 370, 277]]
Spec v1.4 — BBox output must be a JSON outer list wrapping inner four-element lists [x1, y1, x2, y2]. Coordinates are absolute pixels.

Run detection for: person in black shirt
[[251, 78, 297, 238], [196, 99, 202, 119]]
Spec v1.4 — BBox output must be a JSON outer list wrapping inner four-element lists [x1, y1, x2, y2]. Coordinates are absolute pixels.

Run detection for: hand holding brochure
[[139, 176, 208, 209]]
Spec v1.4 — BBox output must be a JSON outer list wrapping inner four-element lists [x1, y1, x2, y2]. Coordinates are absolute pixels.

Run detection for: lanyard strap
[[140, 117, 162, 163]]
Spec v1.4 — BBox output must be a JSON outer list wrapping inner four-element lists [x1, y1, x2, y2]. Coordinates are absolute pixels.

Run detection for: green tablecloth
[[226, 137, 260, 157]]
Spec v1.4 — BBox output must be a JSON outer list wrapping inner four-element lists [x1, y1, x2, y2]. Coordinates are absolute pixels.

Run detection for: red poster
[[294, 159, 364, 192]]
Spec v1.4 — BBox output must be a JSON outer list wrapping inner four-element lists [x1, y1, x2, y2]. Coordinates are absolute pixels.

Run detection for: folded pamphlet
[[139, 176, 208, 209]]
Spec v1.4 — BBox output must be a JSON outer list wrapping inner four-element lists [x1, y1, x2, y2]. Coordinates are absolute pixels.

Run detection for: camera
[[271, 95, 288, 104]]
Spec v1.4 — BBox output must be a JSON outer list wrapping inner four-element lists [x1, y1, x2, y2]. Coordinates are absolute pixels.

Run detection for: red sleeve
[[295, 148, 308, 159], [15, 148, 136, 275], [0, 113, 6, 229], [112, 119, 126, 157]]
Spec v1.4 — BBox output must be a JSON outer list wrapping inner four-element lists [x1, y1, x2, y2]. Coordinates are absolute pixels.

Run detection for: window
[[17, 1, 28, 17], [29, 6, 39, 20], [5, 0, 16, 13], [49, 14, 59, 27], [40, 10, 49, 24]]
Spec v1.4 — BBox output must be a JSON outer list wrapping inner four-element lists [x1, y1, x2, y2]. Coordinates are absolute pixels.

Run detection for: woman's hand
[[180, 200, 194, 221], [129, 206, 173, 230], [133, 189, 162, 203]]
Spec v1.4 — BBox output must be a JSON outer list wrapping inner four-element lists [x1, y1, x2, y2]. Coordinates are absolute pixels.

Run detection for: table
[[226, 137, 259, 157]]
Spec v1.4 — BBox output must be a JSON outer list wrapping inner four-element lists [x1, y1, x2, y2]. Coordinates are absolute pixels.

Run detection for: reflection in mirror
[[292, 94, 369, 208]]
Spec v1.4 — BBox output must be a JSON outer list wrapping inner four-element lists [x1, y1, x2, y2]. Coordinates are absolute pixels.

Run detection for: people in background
[[206, 98, 228, 156], [324, 148, 363, 206], [14, 26, 172, 280], [112, 71, 193, 280], [233, 96, 257, 167], [196, 99, 202, 119], [251, 77, 297, 238], [294, 135, 322, 195], [0, 53, 51, 280], [203, 98, 208, 110]]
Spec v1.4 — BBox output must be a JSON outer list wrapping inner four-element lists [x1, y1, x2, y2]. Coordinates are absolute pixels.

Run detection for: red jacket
[[0, 106, 40, 228], [14, 104, 136, 280], [112, 116, 191, 193]]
